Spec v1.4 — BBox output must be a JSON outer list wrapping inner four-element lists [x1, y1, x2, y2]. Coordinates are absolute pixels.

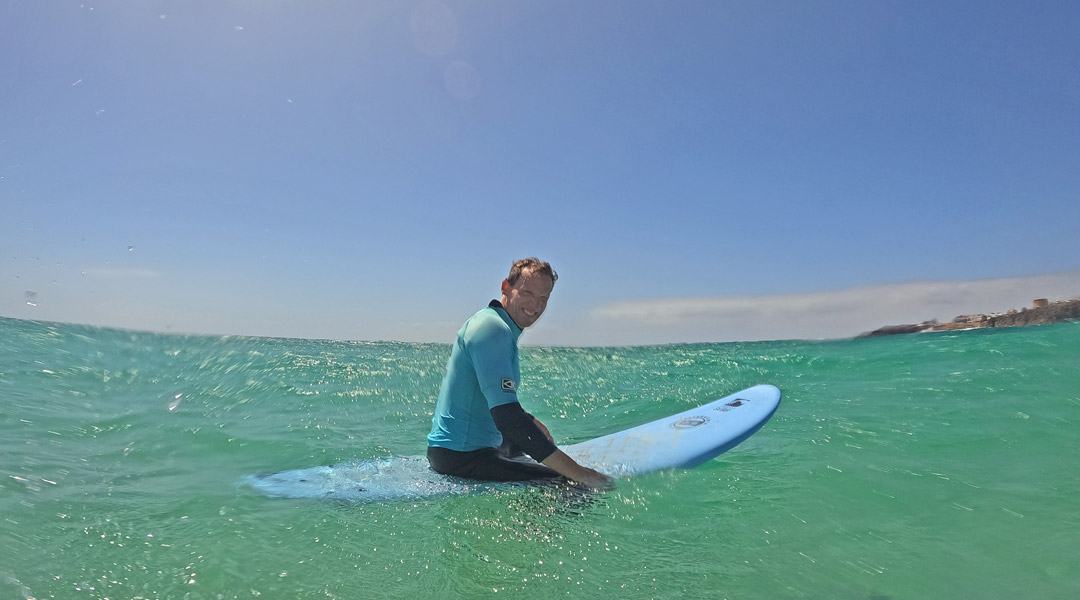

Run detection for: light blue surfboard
[[243, 384, 781, 502]]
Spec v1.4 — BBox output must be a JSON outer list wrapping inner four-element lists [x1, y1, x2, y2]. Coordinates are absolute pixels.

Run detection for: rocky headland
[[859, 297, 1080, 337]]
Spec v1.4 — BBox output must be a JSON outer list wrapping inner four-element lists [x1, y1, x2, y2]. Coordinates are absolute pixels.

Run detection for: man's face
[[500, 269, 554, 329]]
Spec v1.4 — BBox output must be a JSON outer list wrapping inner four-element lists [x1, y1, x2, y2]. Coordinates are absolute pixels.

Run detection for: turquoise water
[[2, 316, 1078, 599]]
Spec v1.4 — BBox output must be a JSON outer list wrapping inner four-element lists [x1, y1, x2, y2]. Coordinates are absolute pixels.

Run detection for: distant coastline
[[859, 297, 1080, 337]]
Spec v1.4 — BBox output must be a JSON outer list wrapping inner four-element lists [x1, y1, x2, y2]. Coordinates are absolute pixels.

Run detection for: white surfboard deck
[[243, 384, 780, 502]]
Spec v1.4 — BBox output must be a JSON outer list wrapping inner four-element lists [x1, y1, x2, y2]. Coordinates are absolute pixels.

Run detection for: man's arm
[[530, 415, 554, 442], [490, 402, 557, 460], [540, 449, 612, 489], [491, 402, 611, 489]]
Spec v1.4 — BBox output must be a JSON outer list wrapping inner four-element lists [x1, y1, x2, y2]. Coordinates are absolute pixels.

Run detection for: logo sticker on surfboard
[[715, 398, 747, 413], [672, 416, 709, 429]]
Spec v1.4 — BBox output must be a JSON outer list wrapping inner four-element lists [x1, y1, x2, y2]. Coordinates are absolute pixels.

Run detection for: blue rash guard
[[428, 301, 524, 451], [427, 301, 557, 475]]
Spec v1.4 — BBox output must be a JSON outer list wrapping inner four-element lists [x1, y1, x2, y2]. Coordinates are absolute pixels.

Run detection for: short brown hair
[[507, 257, 558, 286]]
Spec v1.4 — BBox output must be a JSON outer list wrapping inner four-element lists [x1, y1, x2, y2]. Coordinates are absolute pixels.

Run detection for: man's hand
[[569, 466, 615, 491], [541, 449, 614, 490]]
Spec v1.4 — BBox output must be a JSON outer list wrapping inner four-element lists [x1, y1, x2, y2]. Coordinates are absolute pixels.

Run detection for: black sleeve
[[490, 402, 557, 462]]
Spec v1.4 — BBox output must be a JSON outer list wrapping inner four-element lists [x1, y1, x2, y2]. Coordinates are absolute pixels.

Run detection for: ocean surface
[[2, 316, 1078, 599]]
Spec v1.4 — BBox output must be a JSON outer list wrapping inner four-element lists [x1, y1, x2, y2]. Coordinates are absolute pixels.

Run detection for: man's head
[[500, 257, 557, 329]]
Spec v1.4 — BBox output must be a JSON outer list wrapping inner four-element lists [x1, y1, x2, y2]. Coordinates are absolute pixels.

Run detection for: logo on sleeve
[[501, 378, 516, 392]]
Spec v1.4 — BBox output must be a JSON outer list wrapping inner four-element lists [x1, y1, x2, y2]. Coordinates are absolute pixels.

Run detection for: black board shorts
[[427, 440, 561, 482]]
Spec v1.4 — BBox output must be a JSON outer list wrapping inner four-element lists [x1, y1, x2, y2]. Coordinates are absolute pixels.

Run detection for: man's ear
[[500, 279, 511, 295]]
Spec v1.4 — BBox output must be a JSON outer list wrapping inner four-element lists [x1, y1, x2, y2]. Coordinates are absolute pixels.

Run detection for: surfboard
[[243, 384, 781, 502]]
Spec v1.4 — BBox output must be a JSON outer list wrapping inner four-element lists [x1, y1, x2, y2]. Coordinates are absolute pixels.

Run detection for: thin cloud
[[80, 267, 164, 279], [580, 271, 1080, 345]]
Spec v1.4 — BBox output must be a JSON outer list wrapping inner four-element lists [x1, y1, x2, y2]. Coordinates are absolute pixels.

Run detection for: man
[[427, 258, 611, 488]]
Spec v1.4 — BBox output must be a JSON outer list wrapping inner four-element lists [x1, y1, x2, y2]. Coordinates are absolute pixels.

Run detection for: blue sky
[[3, 1, 1079, 345]]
